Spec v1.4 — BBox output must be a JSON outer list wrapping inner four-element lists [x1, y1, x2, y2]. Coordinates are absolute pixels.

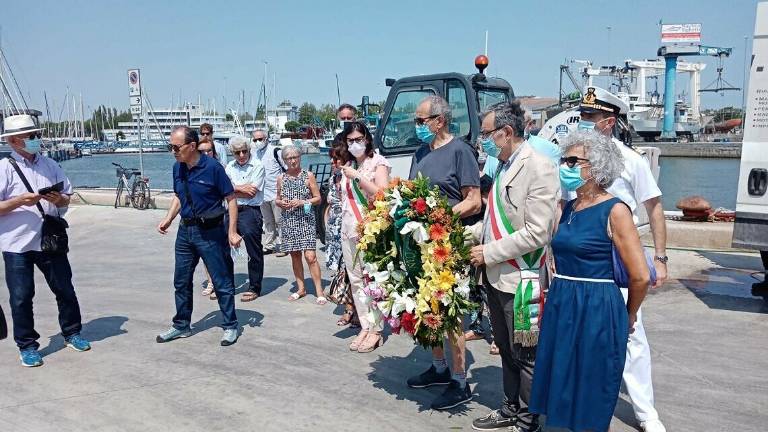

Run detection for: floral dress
[[325, 174, 343, 271], [279, 170, 317, 252]]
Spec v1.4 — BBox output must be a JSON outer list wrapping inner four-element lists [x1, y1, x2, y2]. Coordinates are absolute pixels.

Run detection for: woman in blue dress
[[530, 129, 650, 431]]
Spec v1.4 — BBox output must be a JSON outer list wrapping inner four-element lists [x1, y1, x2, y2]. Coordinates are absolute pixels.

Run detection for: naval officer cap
[[578, 86, 628, 115]]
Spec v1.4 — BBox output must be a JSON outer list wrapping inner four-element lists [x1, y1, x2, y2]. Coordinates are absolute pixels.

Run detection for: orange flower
[[388, 177, 401, 189], [403, 180, 415, 189], [434, 244, 450, 263], [429, 223, 447, 241], [375, 190, 386, 202], [423, 313, 443, 330]]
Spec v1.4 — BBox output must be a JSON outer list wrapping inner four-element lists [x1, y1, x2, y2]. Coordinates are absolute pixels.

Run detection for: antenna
[[484, 30, 488, 56], [335, 74, 341, 106]]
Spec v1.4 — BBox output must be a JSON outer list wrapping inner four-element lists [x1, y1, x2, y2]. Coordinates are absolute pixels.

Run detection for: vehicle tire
[[131, 180, 150, 210], [114, 182, 124, 208]]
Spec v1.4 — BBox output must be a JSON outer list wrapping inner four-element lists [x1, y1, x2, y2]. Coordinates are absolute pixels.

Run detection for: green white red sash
[[344, 170, 368, 223], [486, 168, 546, 347]]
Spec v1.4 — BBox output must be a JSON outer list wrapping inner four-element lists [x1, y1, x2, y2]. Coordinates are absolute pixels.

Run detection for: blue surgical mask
[[577, 120, 596, 131], [415, 124, 435, 144], [23, 138, 42, 154], [559, 165, 586, 191], [481, 137, 500, 158]]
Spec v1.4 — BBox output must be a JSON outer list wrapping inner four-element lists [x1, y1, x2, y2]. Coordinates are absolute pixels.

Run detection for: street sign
[[661, 24, 702, 44], [128, 69, 141, 96], [130, 105, 142, 115], [130, 96, 142, 106]]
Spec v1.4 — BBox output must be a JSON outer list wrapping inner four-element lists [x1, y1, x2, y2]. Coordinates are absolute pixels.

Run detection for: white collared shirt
[[225, 156, 266, 207]]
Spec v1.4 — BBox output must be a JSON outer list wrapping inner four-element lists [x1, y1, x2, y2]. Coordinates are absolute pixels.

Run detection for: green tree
[[225, 113, 234, 121], [298, 102, 317, 124], [285, 121, 301, 132], [318, 103, 337, 126], [116, 131, 126, 141]]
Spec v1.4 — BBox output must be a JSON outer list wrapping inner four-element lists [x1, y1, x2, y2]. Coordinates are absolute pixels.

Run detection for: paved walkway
[[0, 205, 766, 431]]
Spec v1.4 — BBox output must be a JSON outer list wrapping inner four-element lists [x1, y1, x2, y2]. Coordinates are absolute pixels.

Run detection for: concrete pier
[[0, 205, 766, 431], [652, 142, 742, 158]]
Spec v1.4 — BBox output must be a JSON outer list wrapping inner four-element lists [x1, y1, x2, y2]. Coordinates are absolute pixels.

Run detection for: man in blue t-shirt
[[156, 126, 242, 347]]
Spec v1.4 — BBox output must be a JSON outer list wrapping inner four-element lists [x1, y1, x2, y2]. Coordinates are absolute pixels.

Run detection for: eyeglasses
[[347, 138, 366, 145], [200, 132, 212, 136], [234, 149, 250, 155], [168, 143, 190, 153], [339, 116, 355, 122], [284, 156, 299, 161], [27, 132, 42, 139], [414, 114, 439, 126], [479, 125, 505, 141], [252, 138, 266, 143], [559, 156, 590, 168]]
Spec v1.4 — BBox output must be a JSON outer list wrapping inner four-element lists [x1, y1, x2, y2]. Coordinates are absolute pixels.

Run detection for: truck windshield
[[381, 89, 435, 151], [477, 89, 508, 111]]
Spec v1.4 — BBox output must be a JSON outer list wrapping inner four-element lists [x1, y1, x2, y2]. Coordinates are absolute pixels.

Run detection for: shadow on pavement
[[191, 309, 263, 336], [367, 345, 477, 415], [676, 268, 768, 314], [40, 315, 128, 357], [233, 275, 288, 297]]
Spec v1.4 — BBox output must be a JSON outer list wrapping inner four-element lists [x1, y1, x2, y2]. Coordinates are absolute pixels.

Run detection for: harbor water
[[59, 153, 741, 210]]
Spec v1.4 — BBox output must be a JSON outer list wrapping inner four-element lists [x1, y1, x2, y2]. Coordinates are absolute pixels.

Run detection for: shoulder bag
[[7, 157, 69, 254]]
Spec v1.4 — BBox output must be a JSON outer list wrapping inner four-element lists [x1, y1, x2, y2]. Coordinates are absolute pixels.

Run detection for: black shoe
[[431, 380, 472, 410], [752, 279, 768, 297], [263, 248, 275, 255], [472, 409, 516, 430], [406, 365, 452, 388]]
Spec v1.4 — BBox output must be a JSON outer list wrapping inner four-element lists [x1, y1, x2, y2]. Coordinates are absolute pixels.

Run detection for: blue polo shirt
[[173, 154, 234, 218]]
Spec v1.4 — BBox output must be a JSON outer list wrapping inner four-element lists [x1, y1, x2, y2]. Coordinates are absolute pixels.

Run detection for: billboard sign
[[661, 24, 702, 44]]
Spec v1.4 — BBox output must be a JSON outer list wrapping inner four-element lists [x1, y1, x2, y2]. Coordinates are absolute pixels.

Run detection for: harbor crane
[[657, 44, 736, 140]]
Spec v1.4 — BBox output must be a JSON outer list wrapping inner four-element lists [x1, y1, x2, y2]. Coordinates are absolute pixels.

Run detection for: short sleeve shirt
[[225, 156, 266, 207], [340, 152, 391, 239], [408, 137, 481, 209], [0, 152, 74, 253], [253, 143, 284, 202], [173, 154, 234, 218]]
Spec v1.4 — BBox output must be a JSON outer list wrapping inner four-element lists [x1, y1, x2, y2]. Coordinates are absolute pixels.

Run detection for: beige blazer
[[467, 143, 560, 294]]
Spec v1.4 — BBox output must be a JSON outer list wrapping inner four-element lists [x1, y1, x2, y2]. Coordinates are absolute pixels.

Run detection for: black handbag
[[0, 304, 7, 340], [7, 157, 70, 254]]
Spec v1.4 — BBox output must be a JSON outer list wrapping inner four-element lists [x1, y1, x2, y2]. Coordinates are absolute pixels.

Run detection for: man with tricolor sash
[[467, 101, 559, 432]]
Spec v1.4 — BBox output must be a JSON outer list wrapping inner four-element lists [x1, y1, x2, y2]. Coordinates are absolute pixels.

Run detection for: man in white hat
[[0, 114, 90, 367], [569, 87, 668, 432]]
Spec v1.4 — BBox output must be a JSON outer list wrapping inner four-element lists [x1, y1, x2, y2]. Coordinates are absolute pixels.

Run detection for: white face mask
[[252, 138, 267, 150], [348, 141, 366, 157]]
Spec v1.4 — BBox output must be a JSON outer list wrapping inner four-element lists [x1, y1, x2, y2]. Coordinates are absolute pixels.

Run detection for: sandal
[[357, 332, 383, 353], [241, 292, 259, 302], [349, 330, 369, 351], [316, 297, 328, 306], [337, 310, 354, 326], [288, 292, 306, 301], [209, 291, 217, 300], [201, 282, 214, 297], [489, 342, 500, 355]]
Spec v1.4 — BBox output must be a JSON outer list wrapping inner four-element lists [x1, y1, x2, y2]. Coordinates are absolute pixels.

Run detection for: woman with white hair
[[275, 145, 325, 304], [530, 129, 650, 432]]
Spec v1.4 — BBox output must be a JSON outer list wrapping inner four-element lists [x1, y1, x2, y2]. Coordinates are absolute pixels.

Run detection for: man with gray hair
[[226, 135, 266, 302], [251, 128, 286, 256], [467, 100, 559, 432]]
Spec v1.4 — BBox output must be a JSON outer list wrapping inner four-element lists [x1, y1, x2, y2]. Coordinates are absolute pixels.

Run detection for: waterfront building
[[266, 100, 299, 132]]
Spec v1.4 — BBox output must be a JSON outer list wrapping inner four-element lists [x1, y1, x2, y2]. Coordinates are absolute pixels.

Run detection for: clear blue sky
[[1, 0, 759, 117]]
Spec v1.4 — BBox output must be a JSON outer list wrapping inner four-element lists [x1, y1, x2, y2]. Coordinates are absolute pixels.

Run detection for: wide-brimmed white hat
[[0, 114, 44, 138]]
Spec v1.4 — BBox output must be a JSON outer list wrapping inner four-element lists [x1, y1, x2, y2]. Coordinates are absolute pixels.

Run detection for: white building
[[266, 100, 298, 132], [102, 104, 234, 141]]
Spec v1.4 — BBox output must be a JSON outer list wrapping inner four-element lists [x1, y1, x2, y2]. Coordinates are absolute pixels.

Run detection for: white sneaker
[[640, 419, 667, 432]]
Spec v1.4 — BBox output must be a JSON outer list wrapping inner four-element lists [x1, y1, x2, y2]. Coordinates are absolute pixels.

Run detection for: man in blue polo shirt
[[156, 125, 242, 346]]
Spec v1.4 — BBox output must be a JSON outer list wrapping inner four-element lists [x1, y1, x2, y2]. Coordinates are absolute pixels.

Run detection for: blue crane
[[657, 44, 735, 140]]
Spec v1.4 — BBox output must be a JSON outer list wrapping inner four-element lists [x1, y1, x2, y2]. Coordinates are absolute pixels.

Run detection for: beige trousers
[[341, 237, 382, 332]]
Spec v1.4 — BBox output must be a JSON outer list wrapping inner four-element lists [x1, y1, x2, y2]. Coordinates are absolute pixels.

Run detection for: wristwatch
[[654, 255, 669, 265]]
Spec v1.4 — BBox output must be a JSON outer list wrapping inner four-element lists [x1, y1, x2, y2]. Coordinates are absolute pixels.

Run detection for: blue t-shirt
[[173, 154, 235, 218]]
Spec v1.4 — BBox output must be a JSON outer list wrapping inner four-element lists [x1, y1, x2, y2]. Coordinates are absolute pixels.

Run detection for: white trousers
[[260, 200, 281, 250], [341, 237, 382, 332], [621, 287, 660, 422]]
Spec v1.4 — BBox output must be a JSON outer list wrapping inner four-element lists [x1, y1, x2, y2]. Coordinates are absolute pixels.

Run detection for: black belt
[[180, 214, 224, 227], [237, 204, 260, 211]]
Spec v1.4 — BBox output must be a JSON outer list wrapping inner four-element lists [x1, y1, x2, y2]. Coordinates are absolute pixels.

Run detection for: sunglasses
[[560, 156, 590, 168], [28, 132, 42, 139], [168, 143, 190, 153], [252, 138, 266, 143], [414, 114, 439, 126], [200, 132, 212, 136], [234, 149, 250, 155]]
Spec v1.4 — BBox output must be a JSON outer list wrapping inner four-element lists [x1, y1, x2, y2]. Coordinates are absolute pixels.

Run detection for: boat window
[[447, 80, 471, 139], [477, 89, 508, 111], [381, 89, 435, 151]]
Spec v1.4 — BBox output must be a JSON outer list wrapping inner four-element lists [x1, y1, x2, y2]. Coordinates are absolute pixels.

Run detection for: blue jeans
[[173, 223, 238, 330], [3, 251, 83, 350]]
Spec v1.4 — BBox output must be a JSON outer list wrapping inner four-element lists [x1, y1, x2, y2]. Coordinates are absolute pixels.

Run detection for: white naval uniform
[[568, 137, 662, 423]]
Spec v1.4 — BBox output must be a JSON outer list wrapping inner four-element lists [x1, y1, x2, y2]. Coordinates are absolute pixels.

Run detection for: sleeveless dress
[[279, 170, 317, 252], [529, 197, 628, 432]]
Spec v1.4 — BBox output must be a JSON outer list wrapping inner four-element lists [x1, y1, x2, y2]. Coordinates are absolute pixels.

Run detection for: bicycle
[[112, 162, 151, 210]]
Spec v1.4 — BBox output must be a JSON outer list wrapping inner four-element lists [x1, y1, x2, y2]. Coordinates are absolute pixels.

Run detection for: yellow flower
[[436, 270, 456, 292]]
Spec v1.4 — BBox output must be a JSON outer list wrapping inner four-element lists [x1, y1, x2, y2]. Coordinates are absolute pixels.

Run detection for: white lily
[[454, 274, 471, 298], [389, 188, 404, 218], [400, 221, 429, 244], [426, 195, 437, 208], [391, 291, 417, 316]]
